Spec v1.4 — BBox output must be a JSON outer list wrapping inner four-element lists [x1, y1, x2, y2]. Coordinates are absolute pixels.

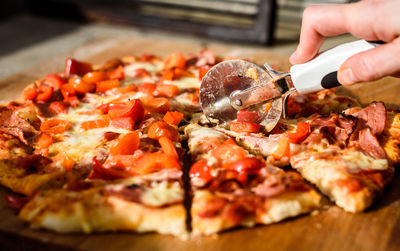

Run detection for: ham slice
[[359, 128, 386, 159], [356, 102, 386, 135]]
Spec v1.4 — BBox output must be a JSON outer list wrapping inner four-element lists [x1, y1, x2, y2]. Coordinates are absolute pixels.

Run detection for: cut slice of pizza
[[185, 124, 321, 235], [219, 101, 398, 213], [19, 169, 187, 236]]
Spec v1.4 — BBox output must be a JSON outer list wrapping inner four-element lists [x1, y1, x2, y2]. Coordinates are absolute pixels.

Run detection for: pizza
[[1, 49, 399, 237]]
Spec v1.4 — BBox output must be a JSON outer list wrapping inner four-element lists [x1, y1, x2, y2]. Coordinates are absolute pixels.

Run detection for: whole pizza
[[1, 49, 399, 237]]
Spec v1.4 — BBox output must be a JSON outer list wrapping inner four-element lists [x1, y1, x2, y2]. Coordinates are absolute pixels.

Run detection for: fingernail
[[338, 68, 357, 85]]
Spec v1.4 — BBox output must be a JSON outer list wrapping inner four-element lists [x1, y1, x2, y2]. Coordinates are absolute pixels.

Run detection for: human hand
[[289, 0, 400, 85]]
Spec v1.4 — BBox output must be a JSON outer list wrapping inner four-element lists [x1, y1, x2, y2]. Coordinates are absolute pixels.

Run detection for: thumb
[[338, 40, 400, 85]]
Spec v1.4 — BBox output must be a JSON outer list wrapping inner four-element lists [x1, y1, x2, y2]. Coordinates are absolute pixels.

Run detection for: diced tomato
[[111, 117, 135, 130], [88, 157, 133, 180], [189, 159, 213, 185], [236, 110, 259, 123], [212, 141, 248, 167], [65, 58, 92, 76], [134, 152, 181, 174], [161, 70, 174, 83], [60, 83, 76, 99], [226, 157, 263, 174], [223, 138, 237, 145], [224, 170, 248, 185], [230, 121, 261, 133], [164, 52, 186, 70], [272, 137, 291, 159], [68, 77, 96, 95], [141, 53, 155, 62], [36, 85, 54, 102], [96, 104, 109, 114], [110, 132, 140, 155], [138, 83, 157, 96], [40, 119, 71, 134], [154, 84, 179, 98], [35, 133, 53, 149], [4, 195, 29, 210], [80, 118, 111, 130], [173, 68, 194, 78], [64, 96, 79, 108], [148, 121, 179, 141], [131, 68, 151, 78], [108, 65, 125, 80], [45, 74, 66, 89], [142, 97, 170, 114], [198, 65, 212, 80], [49, 101, 68, 114], [158, 136, 178, 159], [288, 122, 310, 144], [163, 111, 184, 126], [108, 99, 144, 122], [96, 79, 120, 93], [23, 86, 38, 101], [82, 71, 109, 84]]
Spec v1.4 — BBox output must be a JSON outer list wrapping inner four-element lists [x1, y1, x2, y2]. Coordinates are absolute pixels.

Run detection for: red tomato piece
[[159, 136, 178, 159], [226, 157, 263, 174], [142, 97, 170, 115], [153, 84, 179, 98], [236, 110, 259, 123], [68, 77, 96, 95], [198, 65, 212, 80], [147, 121, 179, 141], [65, 58, 92, 76], [82, 71, 109, 84], [138, 83, 157, 96], [164, 52, 186, 70], [141, 53, 155, 62], [230, 121, 261, 133], [35, 133, 53, 149], [80, 118, 111, 130], [49, 101, 69, 114], [111, 117, 135, 130], [45, 74, 66, 89], [110, 132, 140, 155], [189, 159, 213, 185], [40, 119, 71, 134], [108, 99, 144, 122], [96, 79, 120, 93], [134, 152, 181, 174], [4, 195, 29, 210], [272, 137, 291, 159], [23, 86, 38, 101], [36, 85, 54, 102], [288, 122, 310, 144], [108, 65, 125, 80], [60, 83, 76, 99], [163, 111, 184, 126]]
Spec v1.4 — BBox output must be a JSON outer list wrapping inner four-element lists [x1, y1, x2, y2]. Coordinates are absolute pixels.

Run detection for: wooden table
[[0, 37, 400, 251]]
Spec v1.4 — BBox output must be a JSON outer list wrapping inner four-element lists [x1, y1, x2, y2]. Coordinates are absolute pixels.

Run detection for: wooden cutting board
[[0, 37, 400, 251]]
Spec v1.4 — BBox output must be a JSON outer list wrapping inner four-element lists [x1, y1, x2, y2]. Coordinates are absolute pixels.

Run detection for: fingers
[[338, 38, 400, 85], [289, 4, 350, 64]]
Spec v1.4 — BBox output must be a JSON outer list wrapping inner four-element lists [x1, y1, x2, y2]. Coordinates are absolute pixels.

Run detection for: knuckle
[[354, 56, 379, 81]]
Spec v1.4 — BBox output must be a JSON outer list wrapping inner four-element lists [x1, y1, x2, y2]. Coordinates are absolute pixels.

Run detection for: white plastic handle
[[290, 40, 376, 94]]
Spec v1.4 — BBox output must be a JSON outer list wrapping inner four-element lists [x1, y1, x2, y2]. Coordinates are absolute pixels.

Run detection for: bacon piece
[[198, 197, 227, 218], [0, 108, 38, 144], [356, 102, 386, 135], [359, 128, 386, 159]]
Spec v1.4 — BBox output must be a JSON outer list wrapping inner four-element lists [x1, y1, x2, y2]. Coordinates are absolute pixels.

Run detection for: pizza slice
[[219, 101, 399, 212], [185, 124, 321, 235]]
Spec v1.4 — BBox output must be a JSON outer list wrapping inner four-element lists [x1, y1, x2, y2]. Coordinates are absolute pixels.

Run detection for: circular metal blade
[[199, 59, 273, 123]]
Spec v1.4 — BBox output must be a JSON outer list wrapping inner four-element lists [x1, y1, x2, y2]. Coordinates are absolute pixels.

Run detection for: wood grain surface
[[1, 37, 400, 251]]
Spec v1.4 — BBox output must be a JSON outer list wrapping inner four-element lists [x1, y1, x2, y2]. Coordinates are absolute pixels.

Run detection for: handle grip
[[290, 40, 376, 94]]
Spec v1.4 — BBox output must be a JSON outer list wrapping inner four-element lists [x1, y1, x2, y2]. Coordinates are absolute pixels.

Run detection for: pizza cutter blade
[[199, 59, 284, 132]]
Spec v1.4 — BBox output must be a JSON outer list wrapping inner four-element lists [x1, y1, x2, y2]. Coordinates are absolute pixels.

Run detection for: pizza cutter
[[199, 40, 379, 132]]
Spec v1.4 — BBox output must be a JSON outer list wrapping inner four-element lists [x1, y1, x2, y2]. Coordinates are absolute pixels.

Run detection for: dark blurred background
[[0, 0, 354, 78]]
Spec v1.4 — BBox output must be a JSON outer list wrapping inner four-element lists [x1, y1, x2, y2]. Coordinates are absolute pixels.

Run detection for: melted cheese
[[141, 181, 183, 207], [342, 151, 388, 172], [165, 77, 200, 90], [124, 61, 163, 75]]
